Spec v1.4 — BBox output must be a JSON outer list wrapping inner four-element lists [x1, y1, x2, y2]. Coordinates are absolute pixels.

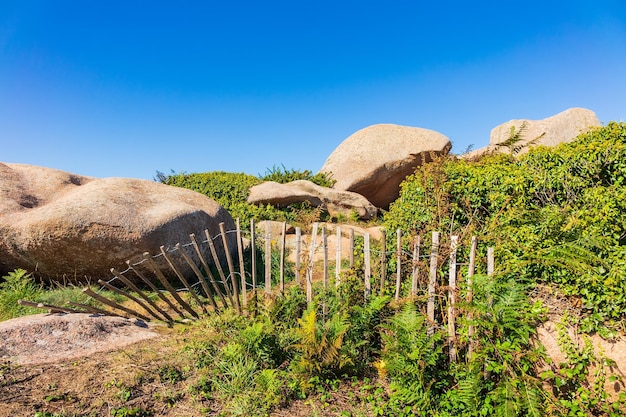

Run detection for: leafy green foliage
[[0, 269, 42, 320], [385, 122, 626, 329], [158, 169, 329, 225], [260, 164, 336, 188]]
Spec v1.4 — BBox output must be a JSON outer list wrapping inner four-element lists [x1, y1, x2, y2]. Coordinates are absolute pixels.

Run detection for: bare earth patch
[[0, 313, 160, 366]]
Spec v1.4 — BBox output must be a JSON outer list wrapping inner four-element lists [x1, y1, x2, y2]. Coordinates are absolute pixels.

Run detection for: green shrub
[[260, 164, 336, 188], [0, 269, 42, 320], [384, 122, 626, 329]]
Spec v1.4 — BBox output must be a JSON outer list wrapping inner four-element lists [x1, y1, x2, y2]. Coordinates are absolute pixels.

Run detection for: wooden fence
[[20, 219, 495, 360]]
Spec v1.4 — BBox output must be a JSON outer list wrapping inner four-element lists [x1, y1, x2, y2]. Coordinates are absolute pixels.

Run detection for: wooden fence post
[[380, 228, 386, 296], [349, 228, 355, 269], [236, 219, 247, 311], [265, 221, 272, 296], [295, 227, 301, 285], [279, 221, 287, 295], [322, 226, 328, 289], [487, 247, 495, 276], [467, 235, 477, 358], [364, 232, 371, 298], [395, 228, 402, 300], [189, 233, 228, 309], [126, 260, 185, 319], [307, 223, 319, 303], [220, 223, 241, 314], [448, 235, 459, 363], [428, 231, 439, 334], [111, 267, 173, 322], [143, 252, 199, 319], [250, 219, 258, 316], [411, 236, 421, 297], [335, 226, 342, 287], [161, 245, 207, 315], [205, 229, 235, 309]]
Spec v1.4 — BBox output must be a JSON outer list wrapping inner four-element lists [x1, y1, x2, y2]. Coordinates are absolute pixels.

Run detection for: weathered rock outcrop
[[248, 180, 378, 220], [319, 124, 451, 209], [0, 163, 235, 282], [463, 108, 600, 159]]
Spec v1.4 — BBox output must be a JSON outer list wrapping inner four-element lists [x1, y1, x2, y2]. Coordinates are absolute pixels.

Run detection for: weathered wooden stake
[[364, 233, 371, 298], [448, 235, 459, 363], [82, 287, 151, 322], [18, 299, 80, 314], [307, 222, 319, 303], [487, 247, 495, 276], [410, 236, 421, 297], [143, 253, 199, 319], [161, 246, 207, 314], [264, 221, 272, 296], [236, 219, 247, 310], [176, 245, 219, 313], [250, 219, 258, 316], [111, 267, 173, 321], [295, 227, 302, 285], [220, 223, 242, 314], [127, 261, 185, 319], [335, 226, 342, 287], [67, 301, 123, 317], [467, 235, 478, 358], [97, 279, 162, 321], [380, 228, 387, 296], [428, 231, 440, 333], [349, 228, 355, 269], [395, 228, 402, 301], [279, 221, 287, 294], [205, 229, 236, 308], [322, 226, 328, 289], [189, 233, 228, 309]]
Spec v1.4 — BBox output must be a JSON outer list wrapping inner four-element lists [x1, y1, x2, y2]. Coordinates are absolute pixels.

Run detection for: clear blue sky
[[1, 1, 625, 180]]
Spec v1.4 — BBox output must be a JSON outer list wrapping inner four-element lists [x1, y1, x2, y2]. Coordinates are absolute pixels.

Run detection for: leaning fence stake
[[127, 260, 185, 319], [189, 233, 228, 310], [143, 252, 199, 319], [205, 229, 236, 309], [162, 245, 207, 315], [236, 219, 248, 311], [111, 268, 173, 322], [82, 287, 151, 322], [177, 244, 220, 313], [220, 222, 242, 314], [97, 279, 163, 321]]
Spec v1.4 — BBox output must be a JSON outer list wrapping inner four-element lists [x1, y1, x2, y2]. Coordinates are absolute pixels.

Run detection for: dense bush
[[158, 169, 331, 225], [384, 122, 626, 329]]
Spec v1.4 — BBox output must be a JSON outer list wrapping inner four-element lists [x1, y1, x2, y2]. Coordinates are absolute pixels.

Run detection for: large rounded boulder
[[319, 124, 451, 209], [0, 163, 236, 282]]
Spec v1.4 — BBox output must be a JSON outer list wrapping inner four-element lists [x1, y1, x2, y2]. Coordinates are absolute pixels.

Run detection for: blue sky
[[1, 1, 625, 180]]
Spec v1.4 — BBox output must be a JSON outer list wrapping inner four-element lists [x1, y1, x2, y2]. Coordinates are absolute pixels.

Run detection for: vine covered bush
[[384, 122, 626, 330], [157, 168, 334, 225]]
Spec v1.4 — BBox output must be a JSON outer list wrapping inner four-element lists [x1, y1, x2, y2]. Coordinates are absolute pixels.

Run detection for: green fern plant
[[496, 122, 546, 155], [290, 307, 351, 378], [0, 269, 42, 320]]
